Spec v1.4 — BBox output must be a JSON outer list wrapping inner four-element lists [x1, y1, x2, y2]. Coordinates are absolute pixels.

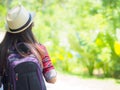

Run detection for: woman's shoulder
[[37, 43, 46, 49], [36, 43, 49, 55]]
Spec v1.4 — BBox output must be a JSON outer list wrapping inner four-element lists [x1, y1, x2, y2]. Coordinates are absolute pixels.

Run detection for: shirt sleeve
[[39, 44, 57, 81]]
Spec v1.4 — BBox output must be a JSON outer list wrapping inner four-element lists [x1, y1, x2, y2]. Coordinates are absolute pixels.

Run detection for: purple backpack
[[4, 53, 47, 90]]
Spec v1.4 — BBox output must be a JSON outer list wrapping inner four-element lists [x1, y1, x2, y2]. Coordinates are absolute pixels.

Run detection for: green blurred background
[[0, 0, 120, 79]]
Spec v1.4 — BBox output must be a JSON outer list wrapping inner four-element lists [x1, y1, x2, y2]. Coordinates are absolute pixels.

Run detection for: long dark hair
[[0, 23, 43, 75]]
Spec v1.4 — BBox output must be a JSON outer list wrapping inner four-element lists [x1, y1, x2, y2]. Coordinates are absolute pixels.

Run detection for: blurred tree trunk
[[6, 0, 12, 10], [41, 0, 46, 12]]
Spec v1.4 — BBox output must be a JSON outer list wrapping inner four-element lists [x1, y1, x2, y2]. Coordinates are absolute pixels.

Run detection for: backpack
[[3, 52, 47, 90]]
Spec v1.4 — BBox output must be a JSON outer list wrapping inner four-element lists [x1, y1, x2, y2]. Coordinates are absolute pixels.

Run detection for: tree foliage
[[0, 0, 120, 78]]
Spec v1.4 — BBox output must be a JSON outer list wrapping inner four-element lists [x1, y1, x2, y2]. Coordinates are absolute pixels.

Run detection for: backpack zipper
[[15, 73, 18, 81]]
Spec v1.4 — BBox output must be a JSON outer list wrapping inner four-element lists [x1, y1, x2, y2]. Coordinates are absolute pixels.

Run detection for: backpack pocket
[[14, 62, 46, 90]]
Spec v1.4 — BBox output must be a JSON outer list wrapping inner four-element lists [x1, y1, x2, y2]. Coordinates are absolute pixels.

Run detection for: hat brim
[[6, 12, 35, 34]]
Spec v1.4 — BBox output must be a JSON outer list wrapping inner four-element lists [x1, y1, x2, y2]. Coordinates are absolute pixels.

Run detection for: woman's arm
[[47, 77, 56, 84], [38, 44, 57, 84], [44, 69, 57, 84]]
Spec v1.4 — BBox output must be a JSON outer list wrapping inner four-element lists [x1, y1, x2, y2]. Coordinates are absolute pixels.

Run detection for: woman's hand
[[47, 77, 56, 84]]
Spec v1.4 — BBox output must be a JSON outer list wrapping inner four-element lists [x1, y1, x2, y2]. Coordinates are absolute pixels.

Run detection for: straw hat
[[6, 5, 35, 33]]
